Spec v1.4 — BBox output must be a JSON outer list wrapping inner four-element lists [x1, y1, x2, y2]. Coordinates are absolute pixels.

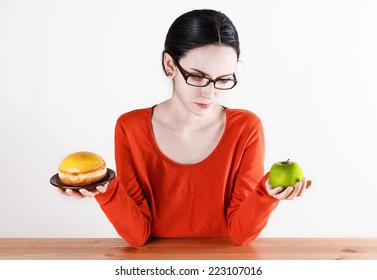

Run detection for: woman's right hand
[[56, 183, 108, 199]]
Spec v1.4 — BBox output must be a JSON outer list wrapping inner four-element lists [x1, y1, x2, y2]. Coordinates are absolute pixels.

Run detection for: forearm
[[95, 177, 151, 246], [227, 173, 279, 245]]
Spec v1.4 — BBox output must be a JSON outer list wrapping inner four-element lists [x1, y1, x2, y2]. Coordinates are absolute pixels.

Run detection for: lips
[[195, 102, 213, 109]]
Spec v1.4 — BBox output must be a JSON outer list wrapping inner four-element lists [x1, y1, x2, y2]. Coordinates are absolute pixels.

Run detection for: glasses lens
[[186, 76, 210, 87], [214, 79, 236, 90], [186, 76, 236, 89]]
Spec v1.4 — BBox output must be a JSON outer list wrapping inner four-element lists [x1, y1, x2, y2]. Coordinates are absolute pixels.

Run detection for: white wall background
[[1, 0, 376, 238]]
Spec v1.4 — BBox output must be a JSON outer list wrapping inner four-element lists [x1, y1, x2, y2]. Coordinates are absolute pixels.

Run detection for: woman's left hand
[[265, 177, 311, 200]]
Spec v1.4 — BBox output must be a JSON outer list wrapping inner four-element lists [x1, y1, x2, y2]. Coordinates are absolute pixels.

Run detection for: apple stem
[[287, 159, 290, 163]]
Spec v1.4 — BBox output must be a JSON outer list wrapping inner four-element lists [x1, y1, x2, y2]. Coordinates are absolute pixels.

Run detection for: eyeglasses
[[173, 57, 238, 90]]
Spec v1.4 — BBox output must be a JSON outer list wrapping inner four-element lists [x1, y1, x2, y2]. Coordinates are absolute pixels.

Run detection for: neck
[[155, 99, 224, 133]]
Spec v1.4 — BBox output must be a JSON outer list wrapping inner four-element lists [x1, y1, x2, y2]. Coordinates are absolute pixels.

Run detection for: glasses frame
[[168, 54, 238, 90]]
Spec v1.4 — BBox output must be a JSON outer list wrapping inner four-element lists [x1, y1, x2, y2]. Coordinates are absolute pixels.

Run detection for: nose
[[200, 81, 215, 98]]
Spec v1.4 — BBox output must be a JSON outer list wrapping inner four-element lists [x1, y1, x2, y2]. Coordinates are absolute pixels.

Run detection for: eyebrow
[[189, 67, 234, 79]]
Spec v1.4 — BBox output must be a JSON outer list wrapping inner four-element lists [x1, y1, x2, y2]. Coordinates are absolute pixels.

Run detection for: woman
[[58, 9, 308, 246]]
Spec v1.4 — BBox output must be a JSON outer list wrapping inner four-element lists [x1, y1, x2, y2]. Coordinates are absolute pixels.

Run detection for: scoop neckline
[[147, 106, 230, 168]]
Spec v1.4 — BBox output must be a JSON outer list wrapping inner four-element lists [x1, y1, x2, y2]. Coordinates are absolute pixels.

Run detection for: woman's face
[[171, 44, 238, 116]]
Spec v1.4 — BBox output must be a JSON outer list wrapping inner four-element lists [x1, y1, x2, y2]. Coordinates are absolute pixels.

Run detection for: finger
[[286, 182, 302, 200], [65, 189, 85, 200], [265, 179, 274, 195], [79, 188, 99, 198], [96, 183, 108, 193], [56, 188, 69, 196], [272, 186, 294, 200], [270, 186, 284, 195], [297, 178, 307, 197], [265, 180, 283, 196]]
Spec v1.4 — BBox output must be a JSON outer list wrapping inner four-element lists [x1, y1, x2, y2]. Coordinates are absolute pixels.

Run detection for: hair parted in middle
[[162, 9, 240, 76]]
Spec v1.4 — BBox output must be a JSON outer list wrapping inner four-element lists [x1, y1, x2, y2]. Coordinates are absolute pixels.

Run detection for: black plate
[[50, 168, 115, 191]]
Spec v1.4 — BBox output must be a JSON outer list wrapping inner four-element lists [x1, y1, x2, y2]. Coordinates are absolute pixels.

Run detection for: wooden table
[[1, 238, 377, 260]]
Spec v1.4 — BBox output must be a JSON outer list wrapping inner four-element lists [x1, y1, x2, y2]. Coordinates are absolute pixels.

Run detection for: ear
[[163, 52, 176, 78]]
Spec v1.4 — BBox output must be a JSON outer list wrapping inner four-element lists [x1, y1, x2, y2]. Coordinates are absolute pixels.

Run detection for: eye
[[190, 75, 206, 81], [217, 79, 232, 84]]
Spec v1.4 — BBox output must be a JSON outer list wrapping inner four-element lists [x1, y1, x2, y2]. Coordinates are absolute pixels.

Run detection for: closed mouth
[[195, 102, 213, 107]]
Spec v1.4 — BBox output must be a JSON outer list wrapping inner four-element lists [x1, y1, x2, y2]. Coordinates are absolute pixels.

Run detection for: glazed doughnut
[[58, 151, 107, 186]]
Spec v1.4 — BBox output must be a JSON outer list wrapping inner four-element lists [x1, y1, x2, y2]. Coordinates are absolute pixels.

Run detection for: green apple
[[269, 159, 304, 188]]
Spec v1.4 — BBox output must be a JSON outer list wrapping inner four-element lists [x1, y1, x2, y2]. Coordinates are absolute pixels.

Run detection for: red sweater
[[95, 107, 279, 246]]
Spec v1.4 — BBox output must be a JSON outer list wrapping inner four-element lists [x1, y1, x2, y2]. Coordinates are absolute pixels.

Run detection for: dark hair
[[162, 9, 240, 74]]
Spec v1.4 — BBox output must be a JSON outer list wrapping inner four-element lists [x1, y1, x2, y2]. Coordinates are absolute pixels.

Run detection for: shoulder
[[223, 107, 265, 147], [114, 107, 153, 138], [116, 107, 152, 127], [226, 108, 263, 131]]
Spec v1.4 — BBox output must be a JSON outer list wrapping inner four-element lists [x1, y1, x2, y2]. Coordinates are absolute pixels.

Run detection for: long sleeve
[[95, 115, 152, 246], [94, 107, 279, 246], [226, 118, 279, 245]]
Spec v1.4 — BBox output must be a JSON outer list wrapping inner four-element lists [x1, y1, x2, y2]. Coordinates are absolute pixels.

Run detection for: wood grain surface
[[1, 238, 376, 260]]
